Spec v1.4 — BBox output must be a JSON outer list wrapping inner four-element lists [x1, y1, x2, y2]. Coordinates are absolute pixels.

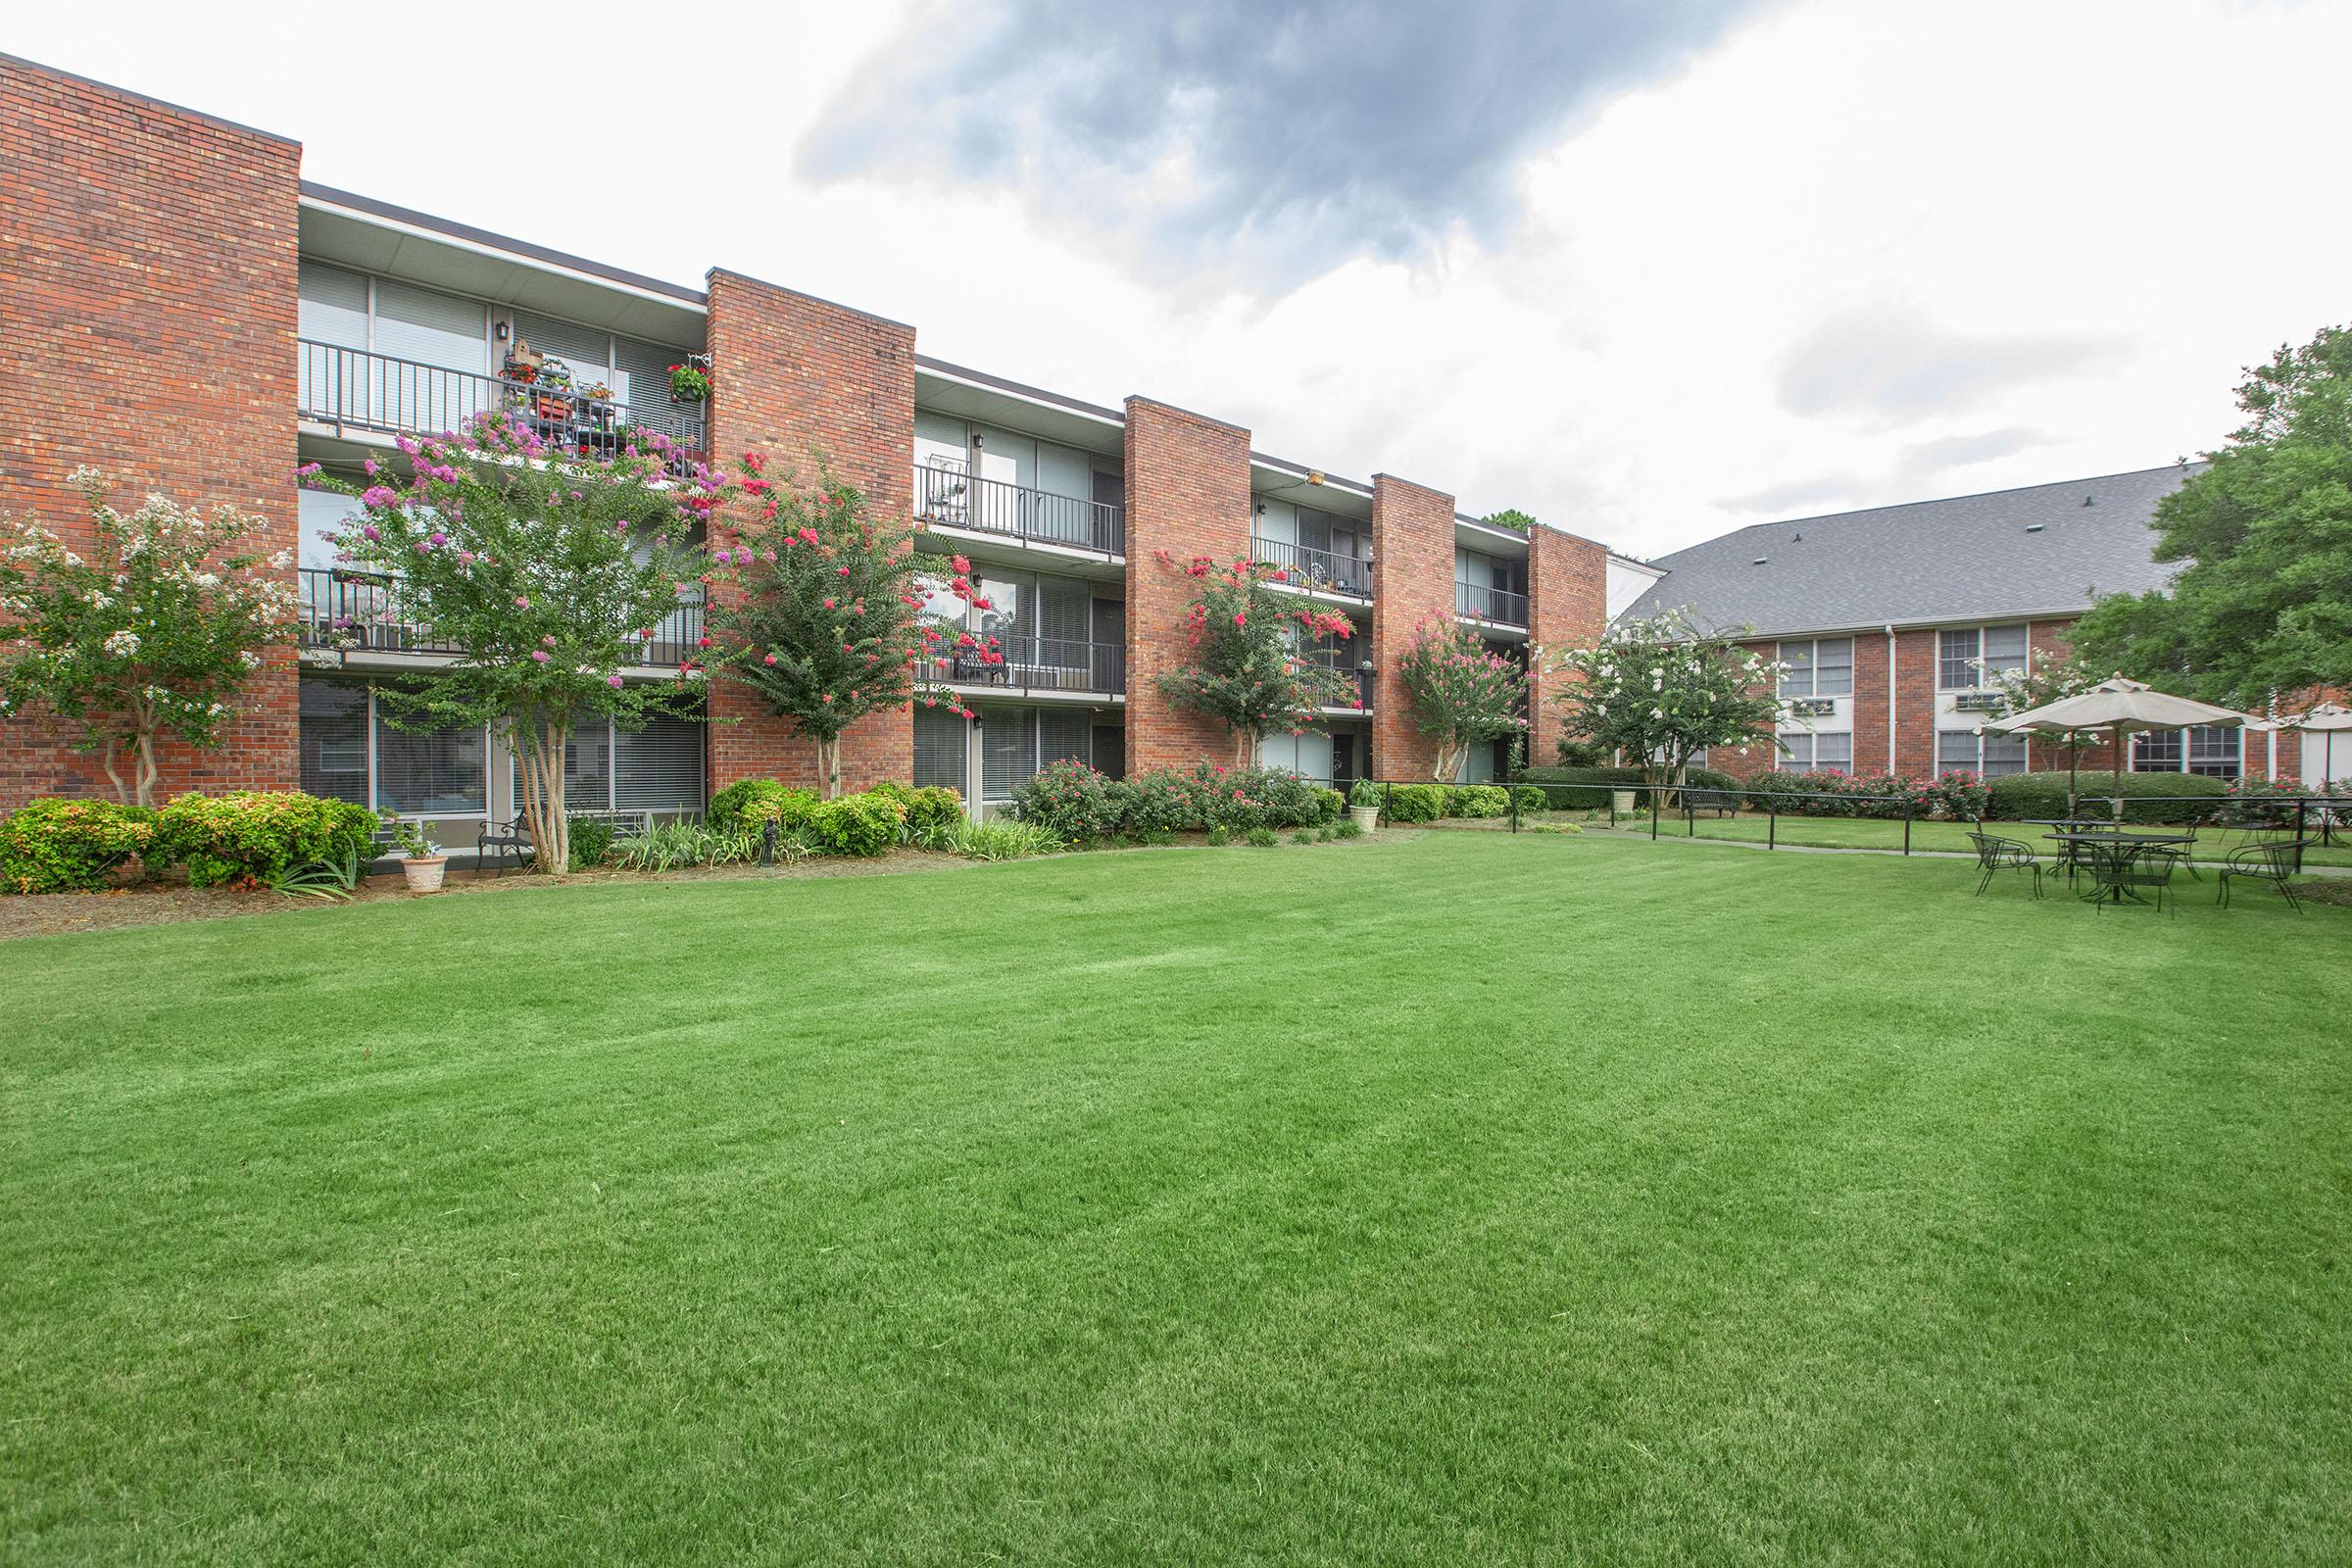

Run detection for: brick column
[[1850, 629, 1893, 776], [1526, 527, 1606, 769], [0, 59, 302, 808], [1891, 628, 1938, 777], [1123, 398, 1252, 772], [1369, 474, 1456, 781], [703, 270, 916, 793]]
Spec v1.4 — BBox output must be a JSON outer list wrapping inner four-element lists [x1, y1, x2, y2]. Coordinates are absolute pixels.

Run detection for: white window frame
[[1939, 622, 2029, 693], [1778, 636, 1853, 699]]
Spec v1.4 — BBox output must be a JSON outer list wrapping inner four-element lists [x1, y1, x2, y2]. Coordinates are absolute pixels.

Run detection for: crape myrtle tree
[[2071, 324, 2352, 706], [1397, 619, 1529, 781], [702, 456, 975, 798], [1152, 553, 1360, 766], [0, 468, 300, 807], [306, 412, 734, 873], [1551, 608, 1788, 792]]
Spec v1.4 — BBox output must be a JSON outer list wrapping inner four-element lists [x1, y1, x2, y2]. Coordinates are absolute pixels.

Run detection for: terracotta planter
[[401, 855, 448, 894], [1349, 805, 1381, 833]]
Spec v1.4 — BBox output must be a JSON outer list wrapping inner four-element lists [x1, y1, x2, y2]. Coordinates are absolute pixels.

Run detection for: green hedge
[[0, 799, 155, 894], [808, 793, 906, 857], [707, 779, 819, 833], [1986, 770, 2230, 825], [1512, 765, 1739, 809], [1383, 783, 1446, 823], [149, 792, 381, 888], [1452, 785, 1510, 818]]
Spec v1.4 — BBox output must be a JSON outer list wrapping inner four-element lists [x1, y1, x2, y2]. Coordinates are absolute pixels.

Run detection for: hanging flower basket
[[669, 362, 711, 403]]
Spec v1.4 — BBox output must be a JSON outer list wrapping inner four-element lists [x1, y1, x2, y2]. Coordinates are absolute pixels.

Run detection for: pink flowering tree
[[1151, 554, 1360, 766], [702, 459, 969, 798], [304, 413, 732, 872], [1397, 620, 1530, 781], [0, 468, 300, 807]]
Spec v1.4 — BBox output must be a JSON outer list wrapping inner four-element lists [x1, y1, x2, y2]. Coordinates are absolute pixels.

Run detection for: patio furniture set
[[1966, 815, 2310, 915]]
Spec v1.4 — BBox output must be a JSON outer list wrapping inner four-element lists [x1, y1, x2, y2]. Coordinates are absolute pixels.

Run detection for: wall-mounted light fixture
[[494, 320, 512, 343], [1254, 501, 1266, 516]]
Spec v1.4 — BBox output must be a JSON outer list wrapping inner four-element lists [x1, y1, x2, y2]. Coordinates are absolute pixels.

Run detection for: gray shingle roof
[[1621, 465, 2200, 637]]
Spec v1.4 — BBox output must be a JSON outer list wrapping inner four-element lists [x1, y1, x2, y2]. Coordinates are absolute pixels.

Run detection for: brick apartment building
[[0, 54, 1633, 833], [1616, 466, 2327, 785]]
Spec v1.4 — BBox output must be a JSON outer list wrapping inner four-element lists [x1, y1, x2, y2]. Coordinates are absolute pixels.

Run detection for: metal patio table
[[2044, 830, 2193, 907]]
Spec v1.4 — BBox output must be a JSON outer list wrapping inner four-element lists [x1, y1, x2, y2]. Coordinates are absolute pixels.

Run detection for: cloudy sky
[[15, 0, 2349, 557]]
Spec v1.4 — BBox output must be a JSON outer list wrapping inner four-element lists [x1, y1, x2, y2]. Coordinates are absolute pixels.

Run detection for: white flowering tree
[[1550, 608, 1788, 792], [0, 468, 299, 807]]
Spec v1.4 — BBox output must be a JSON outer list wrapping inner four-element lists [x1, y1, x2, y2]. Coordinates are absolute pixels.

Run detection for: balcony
[[1250, 536, 1374, 599], [1456, 580, 1529, 627], [297, 568, 706, 668], [1304, 655, 1375, 712], [913, 463, 1124, 557], [298, 341, 707, 467], [935, 636, 1126, 697]]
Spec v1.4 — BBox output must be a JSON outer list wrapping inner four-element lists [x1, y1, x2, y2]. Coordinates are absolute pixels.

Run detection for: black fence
[[298, 569, 707, 666], [297, 340, 707, 468], [912, 464, 1125, 556], [1250, 535, 1374, 598]]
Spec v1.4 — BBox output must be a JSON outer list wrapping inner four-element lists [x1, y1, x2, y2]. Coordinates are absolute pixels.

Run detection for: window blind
[[980, 709, 1032, 801], [913, 706, 967, 792], [615, 713, 706, 810], [375, 709, 488, 816], [299, 679, 370, 806]]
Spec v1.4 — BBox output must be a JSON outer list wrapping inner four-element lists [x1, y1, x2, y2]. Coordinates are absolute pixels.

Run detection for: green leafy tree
[[1550, 608, 1786, 790], [1152, 554, 1360, 765], [2072, 325, 2352, 706], [1397, 620, 1529, 781], [0, 468, 299, 806], [704, 458, 969, 798], [1973, 647, 2106, 780], [1481, 508, 1537, 534], [307, 412, 730, 873]]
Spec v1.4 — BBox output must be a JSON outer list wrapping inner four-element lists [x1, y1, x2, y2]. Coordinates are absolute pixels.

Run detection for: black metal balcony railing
[[1304, 655, 1375, 710], [298, 340, 708, 467], [912, 464, 1124, 556], [1250, 536, 1374, 598], [1456, 580, 1530, 626], [933, 636, 1126, 696], [297, 568, 706, 667]]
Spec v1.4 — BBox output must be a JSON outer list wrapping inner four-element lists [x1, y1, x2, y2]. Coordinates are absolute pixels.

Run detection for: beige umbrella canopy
[[1981, 676, 2263, 813], [2258, 701, 2352, 787]]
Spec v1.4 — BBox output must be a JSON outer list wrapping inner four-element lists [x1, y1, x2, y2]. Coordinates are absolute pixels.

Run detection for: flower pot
[[401, 855, 448, 894], [1350, 805, 1381, 832], [1611, 790, 1637, 814]]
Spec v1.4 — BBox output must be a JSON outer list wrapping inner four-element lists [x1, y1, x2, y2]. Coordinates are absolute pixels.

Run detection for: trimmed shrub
[[0, 798, 155, 894], [1986, 769, 2229, 825], [707, 779, 819, 833], [904, 786, 964, 836], [1312, 788, 1347, 824], [1384, 783, 1446, 823], [568, 815, 616, 871], [149, 792, 380, 888], [1010, 760, 1127, 841], [1510, 785, 1547, 816], [808, 791, 906, 857], [1454, 785, 1510, 818]]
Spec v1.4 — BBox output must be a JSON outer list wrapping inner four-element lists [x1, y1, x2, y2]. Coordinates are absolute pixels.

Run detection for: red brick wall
[[703, 270, 917, 793], [0, 59, 302, 809], [1123, 398, 1251, 771], [1526, 528, 1606, 767], [1369, 475, 1456, 780]]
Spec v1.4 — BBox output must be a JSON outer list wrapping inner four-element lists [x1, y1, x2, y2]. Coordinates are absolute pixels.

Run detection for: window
[[299, 680, 370, 805], [1779, 637, 1852, 698], [1779, 731, 1852, 773], [1939, 623, 2027, 690], [2132, 729, 2182, 772], [1937, 728, 2028, 776], [977, 707, 1121, 800], [2135, 726, 2240, 778], [913, 706, 966, 792], [2187, 725, 2240, 779], [614, 713, 706, 810]]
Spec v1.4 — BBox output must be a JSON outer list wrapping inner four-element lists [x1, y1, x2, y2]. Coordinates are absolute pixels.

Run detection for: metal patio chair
[[1966, 831, 2042, 899], [2216, 840, 2304, 914]]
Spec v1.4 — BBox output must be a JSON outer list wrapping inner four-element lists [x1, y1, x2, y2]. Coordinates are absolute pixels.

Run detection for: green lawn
[[1599, 808, 2352, 866], [5, 833, 2348, 1565]]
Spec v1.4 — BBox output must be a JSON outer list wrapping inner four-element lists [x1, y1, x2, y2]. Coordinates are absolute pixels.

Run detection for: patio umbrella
[[1981, 676, 2262, 816], [2258, 701, 2352, 788]]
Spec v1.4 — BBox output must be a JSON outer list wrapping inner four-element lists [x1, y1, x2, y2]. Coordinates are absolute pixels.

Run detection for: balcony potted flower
[[1348, 777, 1384, 832], [393, 819, 447, 893], [668, 361, 711, 403]]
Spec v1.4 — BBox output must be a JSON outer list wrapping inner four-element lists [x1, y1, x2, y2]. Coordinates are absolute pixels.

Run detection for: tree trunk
[[99, 738, 130, 808], [516, 712, 570, 874], [133, 730, 159, 809], [819, 735, 843, 798], [1434, 740, 1466, 783]]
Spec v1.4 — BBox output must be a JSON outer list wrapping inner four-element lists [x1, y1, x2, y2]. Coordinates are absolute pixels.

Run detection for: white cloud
[[10, 0, 2348, 560]]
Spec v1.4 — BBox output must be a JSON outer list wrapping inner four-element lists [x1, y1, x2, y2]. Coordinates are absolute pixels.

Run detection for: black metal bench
[[1684, 788, 1741, 817]]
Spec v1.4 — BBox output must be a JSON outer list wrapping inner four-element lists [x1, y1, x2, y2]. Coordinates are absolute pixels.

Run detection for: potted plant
[[393, 819, 447, 893], [1612, 787, 1637, 815], [1348, 778, 1384, 832], [668, 361, 711, 403]]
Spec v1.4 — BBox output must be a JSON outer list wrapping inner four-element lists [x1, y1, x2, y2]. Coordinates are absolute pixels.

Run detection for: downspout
[[1884, 624, 1897, 774]]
